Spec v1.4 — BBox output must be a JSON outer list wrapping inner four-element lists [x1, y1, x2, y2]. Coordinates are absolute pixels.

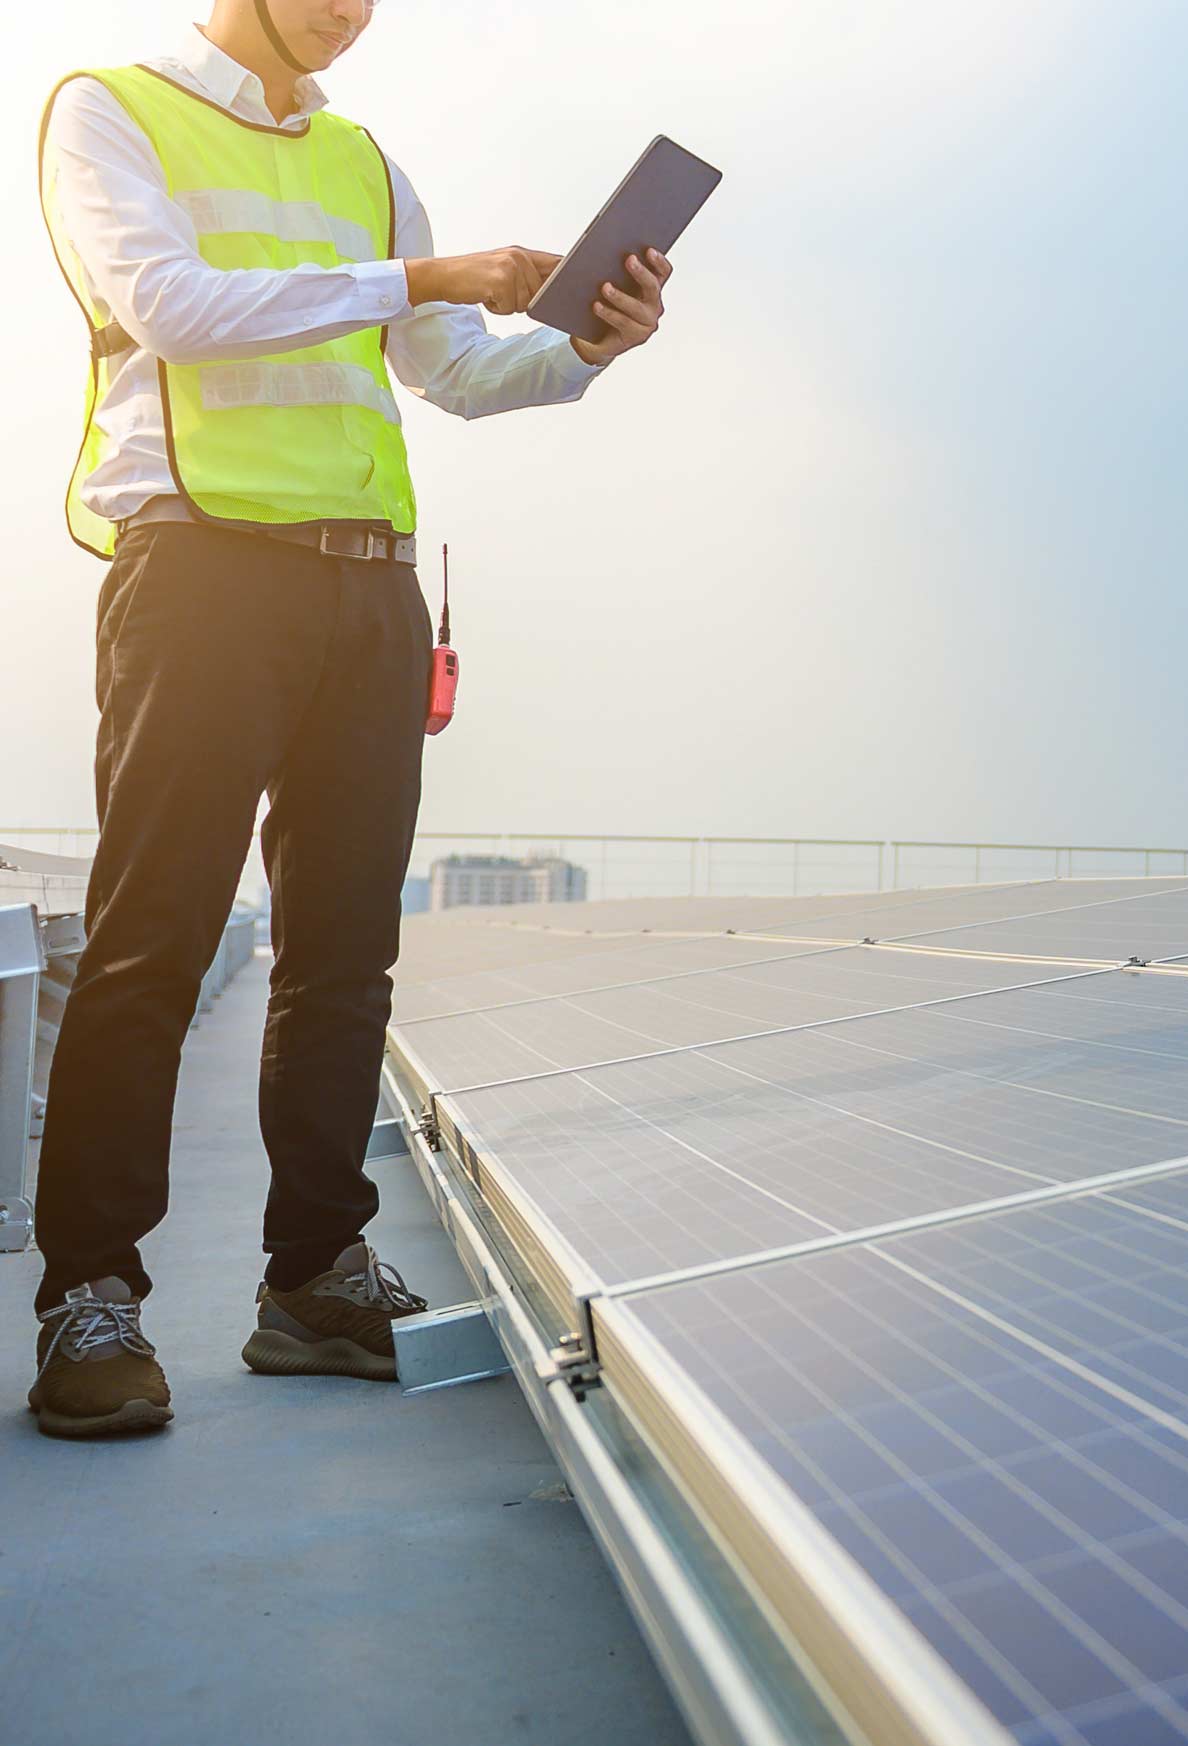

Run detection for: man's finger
[[594, 300, 650, 342], [601, 282, 652, 322], [624, 254, 660, 294]]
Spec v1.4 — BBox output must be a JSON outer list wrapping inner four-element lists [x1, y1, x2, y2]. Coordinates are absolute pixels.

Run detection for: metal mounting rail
[[0, 906, 43, 1251]]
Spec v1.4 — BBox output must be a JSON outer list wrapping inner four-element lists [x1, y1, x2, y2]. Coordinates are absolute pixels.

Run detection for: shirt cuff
[[551, 332, 611, 384], [352, 258, 411, 320]]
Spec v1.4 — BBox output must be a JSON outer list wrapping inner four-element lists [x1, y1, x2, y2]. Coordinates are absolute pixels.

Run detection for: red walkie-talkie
[[425, 541, 459, 735]]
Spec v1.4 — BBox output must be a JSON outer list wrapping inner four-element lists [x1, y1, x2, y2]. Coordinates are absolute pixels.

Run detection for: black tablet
[[527, 135, 722, 343]]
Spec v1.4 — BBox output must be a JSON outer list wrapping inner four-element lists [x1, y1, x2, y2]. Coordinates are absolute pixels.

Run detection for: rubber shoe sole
[[241, 1328, 396, 1382], [28, 1391, 174, 1439]]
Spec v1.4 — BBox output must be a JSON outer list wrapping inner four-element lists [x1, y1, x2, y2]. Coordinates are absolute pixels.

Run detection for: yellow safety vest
[[39, 63, 417, 560]]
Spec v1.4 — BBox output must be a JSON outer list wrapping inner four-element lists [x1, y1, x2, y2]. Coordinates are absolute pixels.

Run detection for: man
[[32, 0, 671, 1438]]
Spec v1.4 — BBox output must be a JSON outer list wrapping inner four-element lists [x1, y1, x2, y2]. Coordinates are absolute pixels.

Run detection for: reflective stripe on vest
[[176, 188, 375, 263], [39, 62, 416, 561], [199, 360, 400, 423]]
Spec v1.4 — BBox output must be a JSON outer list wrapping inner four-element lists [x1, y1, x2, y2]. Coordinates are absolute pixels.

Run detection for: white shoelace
[[346, 1248, 428, 1315], [36, 1293, 154, 1383]]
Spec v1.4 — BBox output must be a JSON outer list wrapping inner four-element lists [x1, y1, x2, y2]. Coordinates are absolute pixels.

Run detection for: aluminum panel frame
[[377, 1057, 854, 1746]]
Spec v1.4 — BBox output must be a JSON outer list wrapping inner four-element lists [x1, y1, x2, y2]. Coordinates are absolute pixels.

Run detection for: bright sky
[[3, 1, 1186, 852]]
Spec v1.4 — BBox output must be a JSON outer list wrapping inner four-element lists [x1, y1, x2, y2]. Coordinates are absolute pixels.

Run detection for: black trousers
[[33, 521, 433, 1314]]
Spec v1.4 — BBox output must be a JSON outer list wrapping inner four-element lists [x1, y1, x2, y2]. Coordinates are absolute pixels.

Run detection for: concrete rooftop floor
[[0, 951, 692, 1746]]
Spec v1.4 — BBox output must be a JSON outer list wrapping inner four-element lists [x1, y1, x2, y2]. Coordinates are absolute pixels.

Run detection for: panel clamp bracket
[[417, 1099, 441, 1151], [547, 1331, 601, 1403]]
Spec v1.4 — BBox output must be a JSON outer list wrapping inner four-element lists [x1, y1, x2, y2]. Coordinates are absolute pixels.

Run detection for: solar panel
[[389, 884, 1063, 1022], [398, 946, 1104, 1093], [761, 878, 1188, 955], [391, 931, 831, 1023], [384, 879, 1188, 1746], [599, 1183, 1188, 1745], [894, 885, 1188, 964], [430, 964, 1188, 1306]]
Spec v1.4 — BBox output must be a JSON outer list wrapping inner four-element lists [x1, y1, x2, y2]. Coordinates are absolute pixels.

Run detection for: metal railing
[[0, 844, 259, 1254], [889, 840, 1188, 888], [6, 830, 1188, 909]]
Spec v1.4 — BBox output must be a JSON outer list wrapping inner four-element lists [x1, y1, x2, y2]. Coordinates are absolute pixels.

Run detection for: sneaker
[[242, 1242, 428, 1383], [29, 1278, 173, 1438]]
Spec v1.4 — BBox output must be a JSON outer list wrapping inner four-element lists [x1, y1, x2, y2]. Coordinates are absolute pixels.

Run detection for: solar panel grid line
[[426, 961, 1124, 1101], [1019, 972, 1188, 1012], [392, 939, 858, 1028], [885, 893, 1188, 967], [761, 880, 1188, 961], [656, 1249, 1188, 1741], [665, 1019, 1184, 1208], [916, 1197, 1188, 1410], [728, 1010, 1188, 1138], [591, 1298, 1015, 1746], [601, 1156, 1188, 1301], [914, 1003, 1188, 1069], [1108, 1193, 1188, 1237], [878, 882, 1188, 948], [389, 932, 847, 1025], [872, 1242, 1188, 1449], [734, 878, 1054, 942], [899, 1208, 1188, 1422], [812, 943, 1128, 970]]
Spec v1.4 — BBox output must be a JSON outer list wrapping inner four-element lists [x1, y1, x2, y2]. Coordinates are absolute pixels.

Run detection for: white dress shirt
[[41, 23, 609, 524]]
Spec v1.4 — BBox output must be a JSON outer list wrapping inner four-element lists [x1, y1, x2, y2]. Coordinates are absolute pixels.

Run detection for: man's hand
[[570, 247, 673, 367], [406, 248, 562, 313]]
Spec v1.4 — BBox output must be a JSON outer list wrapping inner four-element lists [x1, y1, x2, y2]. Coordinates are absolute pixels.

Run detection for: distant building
[[401, 875, 431, 916], [430, 853, 588, 911]]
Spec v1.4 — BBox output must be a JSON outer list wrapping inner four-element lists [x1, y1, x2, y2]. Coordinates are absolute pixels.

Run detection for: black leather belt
[[115, 494, 417, 565]]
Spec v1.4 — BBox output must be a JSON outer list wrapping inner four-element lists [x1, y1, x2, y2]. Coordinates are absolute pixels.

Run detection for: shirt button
[[380, 295, 392, 307], [303, 315, 314, 327]]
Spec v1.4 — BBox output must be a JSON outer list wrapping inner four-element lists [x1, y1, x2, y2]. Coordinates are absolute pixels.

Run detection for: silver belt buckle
[[319, 525, 376, 561]]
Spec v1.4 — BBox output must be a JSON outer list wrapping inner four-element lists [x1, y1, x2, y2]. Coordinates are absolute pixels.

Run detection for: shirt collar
[[180, 21, 329, 120]]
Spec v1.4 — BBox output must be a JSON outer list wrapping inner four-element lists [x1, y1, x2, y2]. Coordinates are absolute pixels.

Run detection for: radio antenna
[[440, 543, 451, 645]]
